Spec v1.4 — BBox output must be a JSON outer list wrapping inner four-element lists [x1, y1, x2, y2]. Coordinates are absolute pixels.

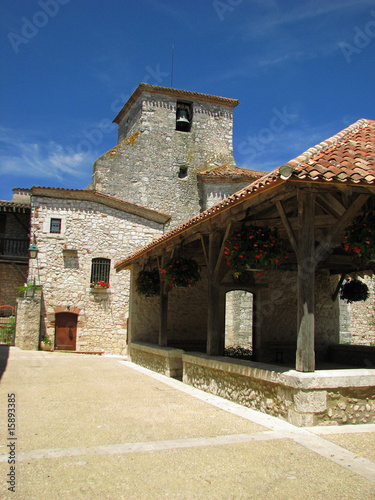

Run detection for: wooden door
[[55, 313, 77, 350]]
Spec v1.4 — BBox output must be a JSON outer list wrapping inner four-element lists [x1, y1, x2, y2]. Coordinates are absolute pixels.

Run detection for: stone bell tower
[[93, 83, 240, 228]]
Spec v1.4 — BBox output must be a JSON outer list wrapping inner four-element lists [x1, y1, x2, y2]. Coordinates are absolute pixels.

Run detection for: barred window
[[50, 218, 61, 234], [90, 258, 110, 284]]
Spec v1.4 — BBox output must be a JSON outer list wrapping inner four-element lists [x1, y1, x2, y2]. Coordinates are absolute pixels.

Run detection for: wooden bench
[[267, 341, 297, 363]]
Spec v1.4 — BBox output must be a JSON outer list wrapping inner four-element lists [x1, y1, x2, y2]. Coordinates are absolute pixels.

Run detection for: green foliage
[[41, 334, 52, 346], [0, 316, 15, 345], [135, 269, 160, 297], [224, 225, 288, 276], [224, 345, 252, 360], [16, 283, 42, 297], [160, 258, 201, 288], [343, 211, 375, 261]]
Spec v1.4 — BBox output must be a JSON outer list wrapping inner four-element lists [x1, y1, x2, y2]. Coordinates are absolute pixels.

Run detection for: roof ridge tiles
[[286, 118, 369, 169]]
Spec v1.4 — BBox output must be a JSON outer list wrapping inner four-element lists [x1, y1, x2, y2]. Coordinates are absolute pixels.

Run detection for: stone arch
[[53, 305, 81, 316]]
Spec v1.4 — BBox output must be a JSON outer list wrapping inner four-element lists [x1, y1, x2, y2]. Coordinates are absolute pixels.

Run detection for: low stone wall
[[130, 342, 184, 379], [182, 353, 375, 427]]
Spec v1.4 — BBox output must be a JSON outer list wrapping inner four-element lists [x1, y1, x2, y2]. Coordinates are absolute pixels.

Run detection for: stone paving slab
[[1, 347, 375, 499], [1, 440, 375, 500]]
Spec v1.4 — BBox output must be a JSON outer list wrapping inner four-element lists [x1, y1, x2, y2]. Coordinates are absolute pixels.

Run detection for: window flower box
[[90, 281, 110, 290]]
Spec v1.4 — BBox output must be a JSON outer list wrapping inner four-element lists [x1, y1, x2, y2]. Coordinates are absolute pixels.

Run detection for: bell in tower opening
[[176, 102, 192, 132]]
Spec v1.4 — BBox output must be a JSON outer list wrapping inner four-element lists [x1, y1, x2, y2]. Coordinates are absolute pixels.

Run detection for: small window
[[90, 258, 110, 284], [176, 102, 192, 132], [178, 167, 188, 179], [50, 218, 61, 234]]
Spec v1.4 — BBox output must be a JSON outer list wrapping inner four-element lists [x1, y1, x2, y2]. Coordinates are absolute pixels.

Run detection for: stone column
[[296, 191, 316, 372], [15, 290, 42, 350]]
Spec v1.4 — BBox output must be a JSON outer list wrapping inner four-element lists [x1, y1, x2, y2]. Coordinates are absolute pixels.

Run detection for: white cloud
[[0, 126, 95, 182]]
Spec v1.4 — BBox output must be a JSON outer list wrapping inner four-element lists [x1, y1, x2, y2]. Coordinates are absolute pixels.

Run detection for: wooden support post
[[296, 191, 316, 372], [158, 288, 168, 347], [207, 232, 223, 356], [158, 256, 168, 347]]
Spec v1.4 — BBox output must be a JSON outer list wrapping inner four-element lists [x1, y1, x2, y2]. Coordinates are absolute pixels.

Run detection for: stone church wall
[[29, 196, 163, 354], [93, 91, 236, 228]]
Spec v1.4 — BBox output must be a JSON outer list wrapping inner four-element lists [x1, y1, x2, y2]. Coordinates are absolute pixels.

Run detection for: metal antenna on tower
[[171, 45, 174, 88]]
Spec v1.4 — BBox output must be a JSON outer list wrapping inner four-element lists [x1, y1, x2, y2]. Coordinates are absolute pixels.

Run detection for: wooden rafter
[[275, 200, 298, 255], [213, 223, 232, 284], [316, 193, 346, 219], [314, 193, 369, 266]]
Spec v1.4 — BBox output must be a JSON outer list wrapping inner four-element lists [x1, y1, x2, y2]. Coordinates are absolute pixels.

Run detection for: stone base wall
[[182, 353, 375, 427], [130, 342, 183, 378]]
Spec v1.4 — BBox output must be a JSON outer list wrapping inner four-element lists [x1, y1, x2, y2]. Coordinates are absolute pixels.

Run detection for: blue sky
[[1, 0, 375, 201]]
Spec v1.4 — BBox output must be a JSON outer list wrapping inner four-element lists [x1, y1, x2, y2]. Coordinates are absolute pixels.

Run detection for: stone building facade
[[27, 187, 167, 353]]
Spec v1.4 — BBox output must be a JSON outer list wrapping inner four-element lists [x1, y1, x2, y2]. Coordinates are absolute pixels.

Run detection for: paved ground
[[0, 346, 375, 499]]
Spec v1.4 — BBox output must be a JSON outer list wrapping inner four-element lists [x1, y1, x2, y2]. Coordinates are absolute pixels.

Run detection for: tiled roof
[[198, 164, 265, 182], [0, 201, 30, 211], [113, 83, 239, 124], [115, 118, 375, 270], [284, 118, 375, 184], [31, 186, 171, 224]]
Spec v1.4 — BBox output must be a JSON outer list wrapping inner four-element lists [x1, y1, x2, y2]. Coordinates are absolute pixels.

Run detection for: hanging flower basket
[[340, 278, 369, 303], [160, 258, 201, 288], [135, 269, 160, 297], [224, 225, 288, 276], [343, 211, 375, 262]]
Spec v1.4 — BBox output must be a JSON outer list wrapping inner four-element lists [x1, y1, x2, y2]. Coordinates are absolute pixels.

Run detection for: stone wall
[[130, 342, 184, 378], [130, 264, 209, 352], [15, 290, 42, 350], [225, 290, 253, 349], [183, 352, 375, 426], [253, 270, 340, 362], [93, 91, 236, 228], [29, 196, 163, 354], [201, 181, 249, 211]]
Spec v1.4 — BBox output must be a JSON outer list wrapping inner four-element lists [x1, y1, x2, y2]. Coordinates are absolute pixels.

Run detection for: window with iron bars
[[90, 258, 110, 285]]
